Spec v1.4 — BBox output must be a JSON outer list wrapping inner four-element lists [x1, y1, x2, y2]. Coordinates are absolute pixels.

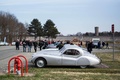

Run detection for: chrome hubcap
[[37, 60, 44, 67]]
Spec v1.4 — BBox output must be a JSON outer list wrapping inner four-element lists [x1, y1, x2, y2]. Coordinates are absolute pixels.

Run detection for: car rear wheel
[[35, 58, 46, 68], [80, 65, 87, 69]]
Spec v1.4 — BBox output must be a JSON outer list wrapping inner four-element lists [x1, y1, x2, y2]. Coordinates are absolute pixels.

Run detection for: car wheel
[[80, 65, 87, 69], [35, 58, 46, 68]]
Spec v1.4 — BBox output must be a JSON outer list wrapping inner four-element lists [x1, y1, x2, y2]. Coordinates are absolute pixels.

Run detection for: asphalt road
[[0, 47, 21, 60], [0, 46, 34, 72]]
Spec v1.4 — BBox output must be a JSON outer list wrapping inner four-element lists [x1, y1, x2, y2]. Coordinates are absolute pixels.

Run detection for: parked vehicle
[[0, 42, 9, 46], [92, 38, 100, 48], [46, 42, 60, 49], [12, 42, 16, 46], [46, 44, 57, 48], [31, 44, 101, 68]]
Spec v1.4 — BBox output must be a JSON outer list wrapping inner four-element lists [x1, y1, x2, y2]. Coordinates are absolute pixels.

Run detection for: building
[[95, 27, 99, 36]]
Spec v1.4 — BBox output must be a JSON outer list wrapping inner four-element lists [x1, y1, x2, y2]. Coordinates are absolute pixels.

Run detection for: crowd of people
[[86, 41, 109, 53], [97, 41, 109, 49], [15, 39, 109, 54], [15, 39, 81, 52], [15, 39, 49, 52]]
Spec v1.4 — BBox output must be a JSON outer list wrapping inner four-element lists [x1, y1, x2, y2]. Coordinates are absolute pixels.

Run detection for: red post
[[17, 55, 28, 73], [8, 57, 24, 76], [111, 24, 114, 33], [111, 24, 115, 61], [14, 61, 16, 73], [8, 57, 16, 74]]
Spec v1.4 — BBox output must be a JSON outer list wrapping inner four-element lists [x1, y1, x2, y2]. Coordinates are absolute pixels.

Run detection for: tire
[[80, 65, 87, 69], [35, 58, 46, 68]]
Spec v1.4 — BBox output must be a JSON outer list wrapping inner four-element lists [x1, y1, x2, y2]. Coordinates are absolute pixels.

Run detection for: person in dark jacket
[[22, 39, 27, 52], [43, 40, 48, 49], [28, 40, 32, 52], [39, 40, 44, 50], [15, 39, 20, 50], [98, 41, 101, 49], [87, 41, 93, 53], [106, 42, 109, 49], [56, 41, 63, 50], [33, 40, 38, 52]]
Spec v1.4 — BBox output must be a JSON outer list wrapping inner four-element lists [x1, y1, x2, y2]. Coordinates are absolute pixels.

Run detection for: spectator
[[87, 41, 93, 53], [33, 40, 38, 52], [66, 40, 70, 44], [106, 42, 109, 49], [28, 40, 32, 52], [39, 40, 44, 50], [98, 41, 101, 49], [56, 41, 63, 49], [102, 41, 105, 49], [15, 39, 20, 50], [22, 39, 27, 52], [43, 40, 48, 49]]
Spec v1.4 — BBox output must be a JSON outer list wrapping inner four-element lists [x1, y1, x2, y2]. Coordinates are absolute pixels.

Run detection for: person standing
[[87, 41, 93, 53], [15, 39, 20, 50], [39, 40, 44, 50], [102, 41, 105, 49], [56, 41, 64, 50], [106, 42, 109, 49], [43, 40, 48, 49], [98, 41, 101, 49], [28, 40, 32, 52], [22, 39, 27, 52], [33, 40, 38, 52]]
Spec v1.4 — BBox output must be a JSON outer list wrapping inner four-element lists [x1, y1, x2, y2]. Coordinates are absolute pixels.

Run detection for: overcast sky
[[0, 0, 120, 35]]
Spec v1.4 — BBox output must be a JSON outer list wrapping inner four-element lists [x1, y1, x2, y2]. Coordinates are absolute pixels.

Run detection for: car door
[[61, 49, 80, 66]]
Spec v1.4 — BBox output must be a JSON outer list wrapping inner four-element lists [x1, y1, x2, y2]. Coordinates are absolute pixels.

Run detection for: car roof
[[63, 44, 81, 50]]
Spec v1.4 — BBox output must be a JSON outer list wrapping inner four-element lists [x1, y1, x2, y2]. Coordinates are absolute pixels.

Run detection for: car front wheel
[[35, 58, 46, 68]]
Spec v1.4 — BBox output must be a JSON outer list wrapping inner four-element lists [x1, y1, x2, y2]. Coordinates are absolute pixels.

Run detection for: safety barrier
[[8, 55, 28, 76], [17, 55, 28, 73]]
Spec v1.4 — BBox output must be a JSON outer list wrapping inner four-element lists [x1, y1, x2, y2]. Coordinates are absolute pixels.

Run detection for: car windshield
[[93, 40, 99, 43], [59, 46, 65, 53]]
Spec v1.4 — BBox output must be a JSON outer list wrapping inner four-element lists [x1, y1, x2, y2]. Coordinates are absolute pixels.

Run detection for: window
[[64, 49, 80, 55]]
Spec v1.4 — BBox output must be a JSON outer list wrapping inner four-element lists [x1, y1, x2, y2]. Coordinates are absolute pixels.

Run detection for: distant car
[[0, 42, 9, 46], [31, 44, 101, 68], [46, 44, 57, 48], [46, 42, 60, 49], [92, 38, 100, 48], [12, 42, 16, 46]]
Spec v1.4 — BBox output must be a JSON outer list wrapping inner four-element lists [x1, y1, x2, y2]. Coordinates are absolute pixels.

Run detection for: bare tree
[[17, 22, 28, 40], [0, 11, 27, 43]]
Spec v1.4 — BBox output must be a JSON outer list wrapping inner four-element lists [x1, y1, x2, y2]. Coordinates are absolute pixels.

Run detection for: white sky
[[0, 0, 120, 35]]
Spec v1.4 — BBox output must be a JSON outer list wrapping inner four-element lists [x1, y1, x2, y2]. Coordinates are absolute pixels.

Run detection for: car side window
[[64, 49, 80, 55]]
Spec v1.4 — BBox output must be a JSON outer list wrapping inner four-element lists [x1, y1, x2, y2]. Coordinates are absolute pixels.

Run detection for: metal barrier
[[8, 55, 28, 76], [17, 55, 28, 73]]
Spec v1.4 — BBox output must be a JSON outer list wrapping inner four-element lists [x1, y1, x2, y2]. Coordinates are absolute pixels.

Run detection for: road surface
[[0, 46, 34, 73]]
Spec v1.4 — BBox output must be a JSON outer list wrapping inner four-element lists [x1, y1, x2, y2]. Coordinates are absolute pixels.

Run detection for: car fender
[[77, 56, 90, 66], [77, 56, 100, 66]]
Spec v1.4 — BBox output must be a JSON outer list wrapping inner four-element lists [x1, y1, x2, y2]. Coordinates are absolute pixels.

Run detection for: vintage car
[[31, 44, 101, 68]]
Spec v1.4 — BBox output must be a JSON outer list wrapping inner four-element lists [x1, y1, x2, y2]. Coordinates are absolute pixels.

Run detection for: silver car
[[31, 44, 101, 68]]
